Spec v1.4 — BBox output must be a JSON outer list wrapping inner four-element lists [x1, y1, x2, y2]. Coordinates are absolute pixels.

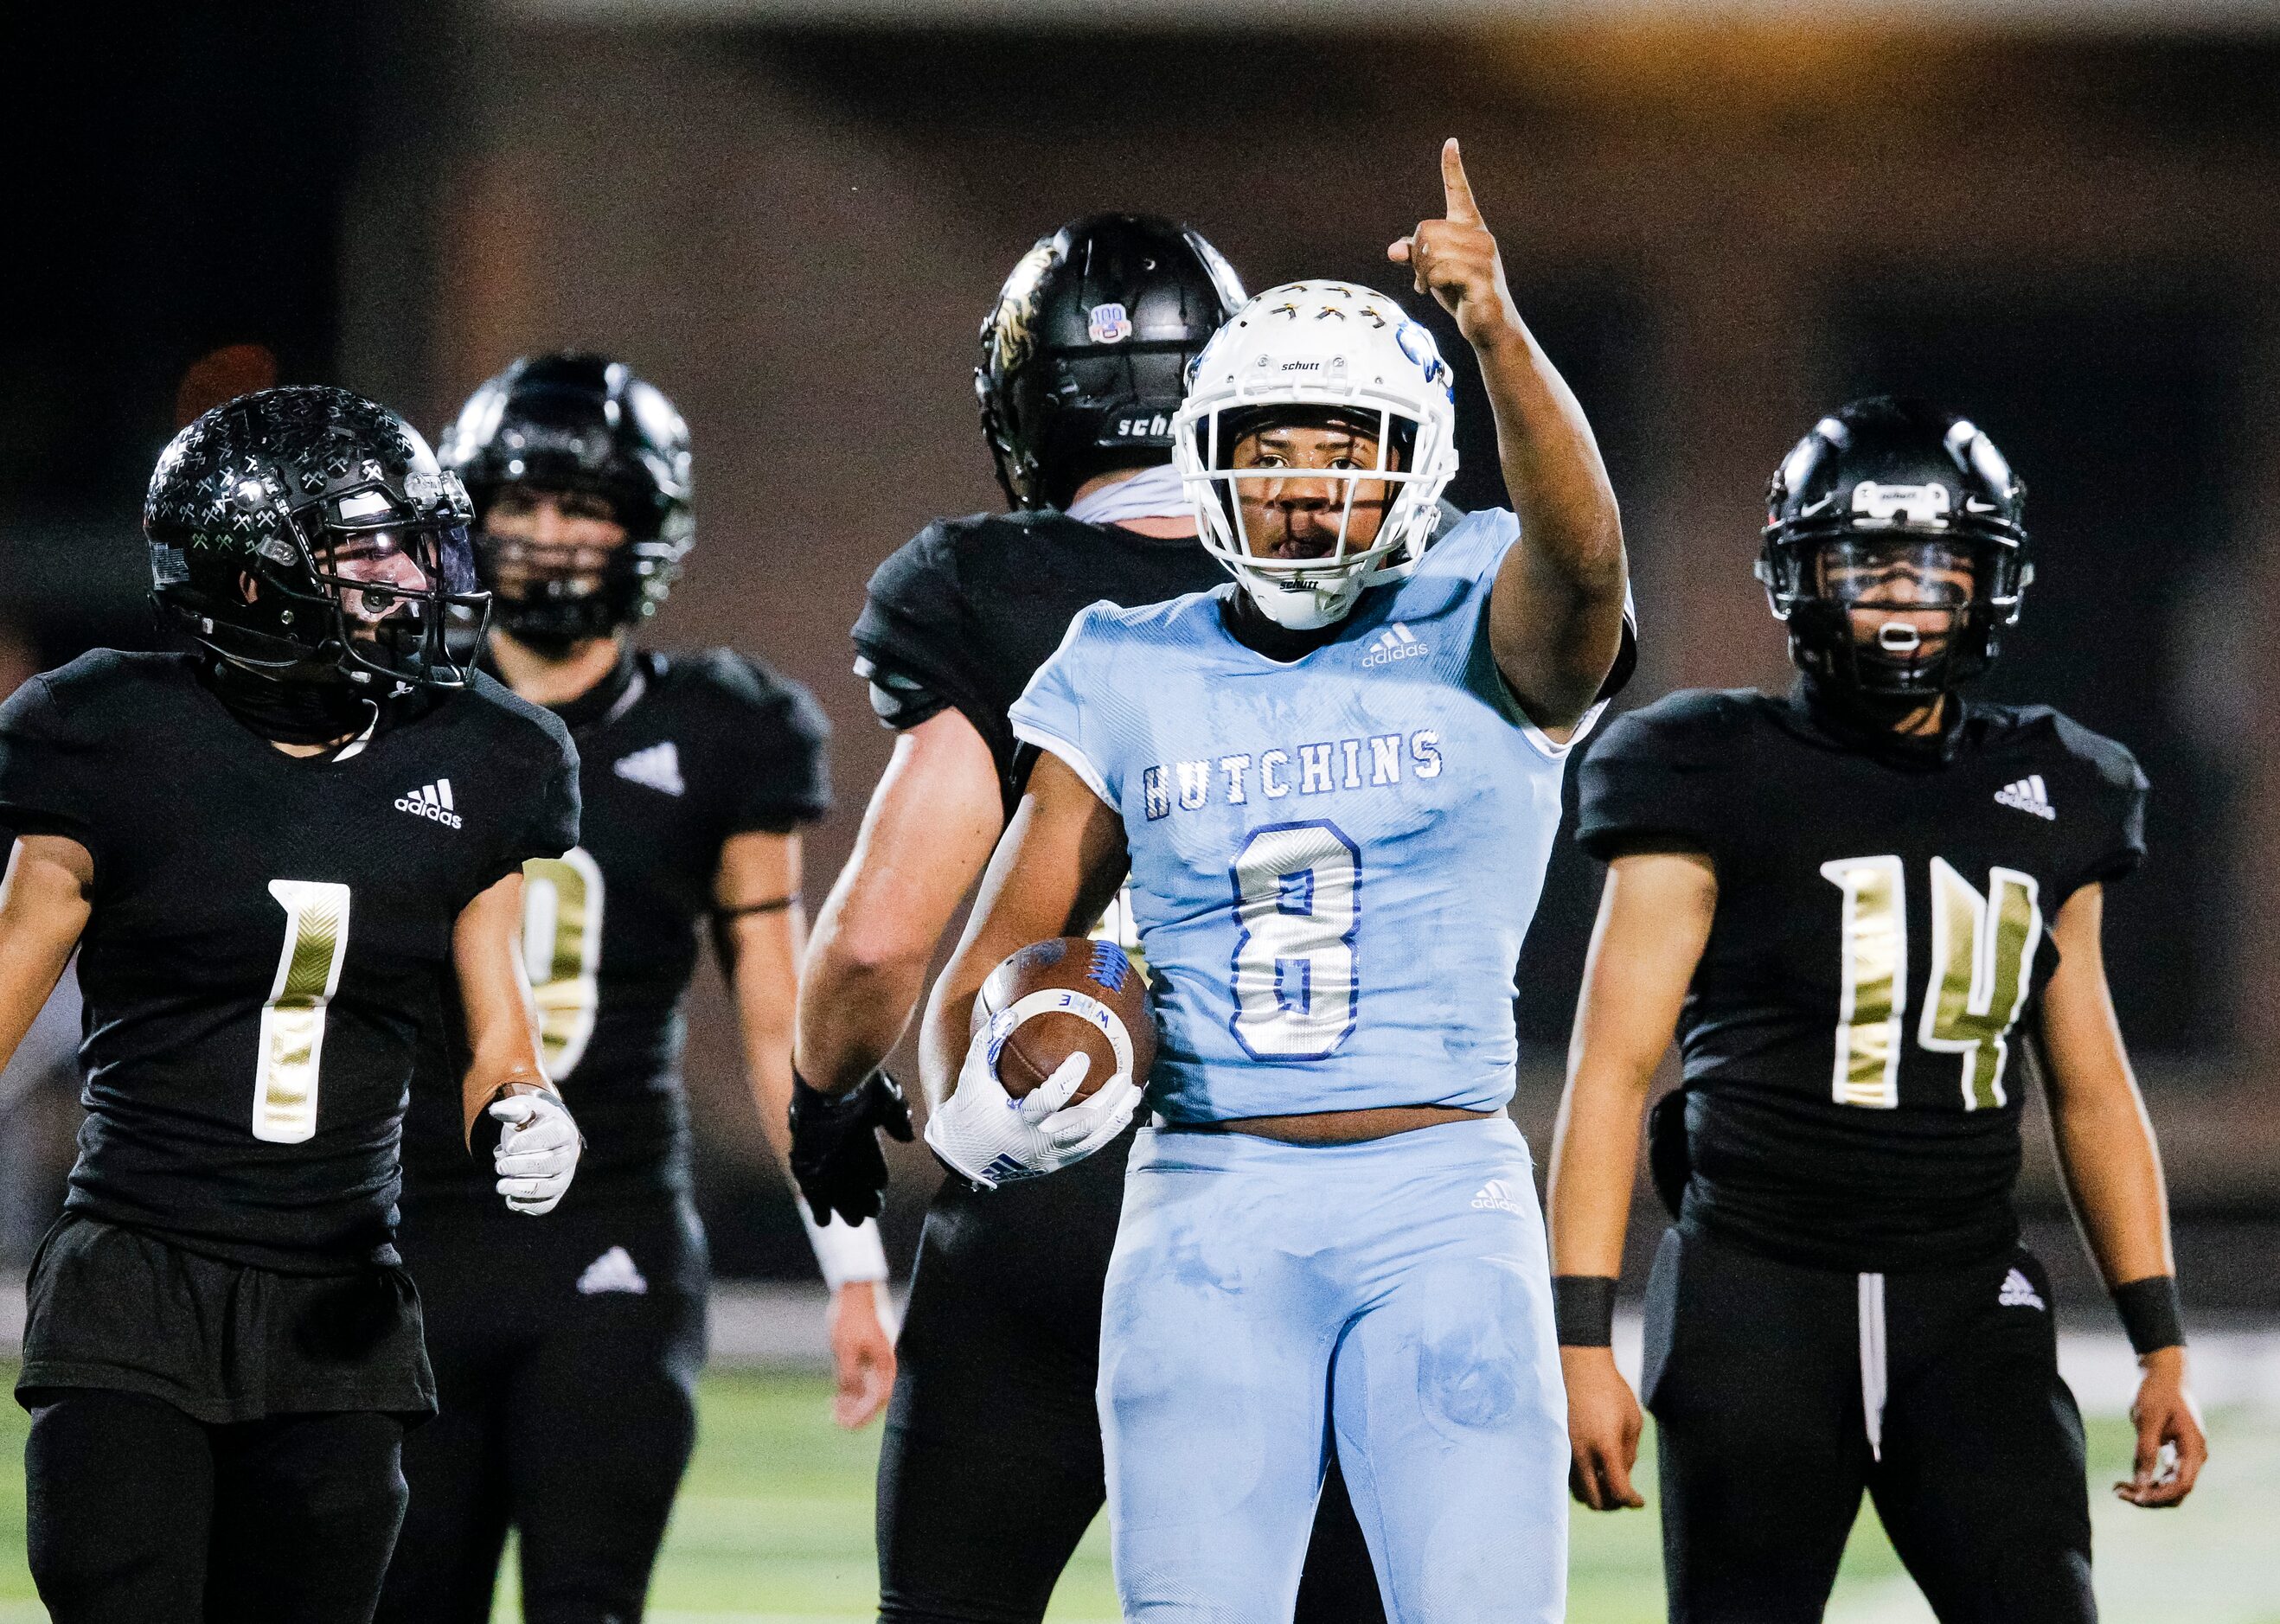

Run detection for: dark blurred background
[[5, 2, 2275, 1311]]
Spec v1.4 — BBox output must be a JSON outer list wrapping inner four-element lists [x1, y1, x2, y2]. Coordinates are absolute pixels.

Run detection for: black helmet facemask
[[440, 354, 694, 649], [1786, 535, 1995, 699], [1758, 397, 2031, 707], [471, 489, 650, 655], [976, 214, 1246, 511], [147, 386, 492, 694]]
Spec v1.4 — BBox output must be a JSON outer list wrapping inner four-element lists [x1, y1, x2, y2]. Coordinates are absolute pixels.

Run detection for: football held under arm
[[918, 751, 1130, 1110], [918, 750, 1133, 1186], [1388, 140, 1627, 735]]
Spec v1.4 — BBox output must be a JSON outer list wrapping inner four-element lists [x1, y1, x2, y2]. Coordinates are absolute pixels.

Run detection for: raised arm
[[796, 708, 1004, 1098], [452, 871, 580, 1215], [1389, 138, 1628, 735], [2039, 881, 2205, 1508], [918, 750, 1130, 1111], [1548, 848, 1716, 1511], [0, 836, 93, 1071]]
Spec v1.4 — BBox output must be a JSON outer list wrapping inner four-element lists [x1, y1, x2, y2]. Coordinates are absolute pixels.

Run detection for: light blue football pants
[[1098, 1116, 1566, 1623]]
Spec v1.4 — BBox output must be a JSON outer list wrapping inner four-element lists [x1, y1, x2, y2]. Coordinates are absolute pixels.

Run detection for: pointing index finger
[[1440, 137, 1481, 224]]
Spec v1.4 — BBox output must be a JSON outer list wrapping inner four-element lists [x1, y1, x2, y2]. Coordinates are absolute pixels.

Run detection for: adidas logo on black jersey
[[575, 1246, 649, 1295], [395, 778, 463, 829], [613, 741, 685, 797], [1998, 1267, 2046, 1311], [1361, 622, 1427, 668], [1994, 774, 2056, 821]]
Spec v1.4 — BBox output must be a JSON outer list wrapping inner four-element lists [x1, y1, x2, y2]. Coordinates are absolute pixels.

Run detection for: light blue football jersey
[[1008, 509, 1605, 1123]]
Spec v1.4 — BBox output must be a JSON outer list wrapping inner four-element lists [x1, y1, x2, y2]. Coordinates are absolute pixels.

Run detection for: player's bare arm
[[454, 871, 549, 1127], [0, 835, 93, 1070], [1548, 848, 1716, 1512], [718, 827, 895, 1429], [796, 707, 1003, 1099], [786, 709, 998, 1228], [2039, 880, 2206, 1507], [453, 870, 581, 1215], [1389, 138, 1627, 735], [918, 750, 1129, 1109], [718, 829, 809, 1168]]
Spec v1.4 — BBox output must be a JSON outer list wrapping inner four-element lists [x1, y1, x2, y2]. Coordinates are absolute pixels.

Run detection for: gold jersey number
[[253, 879, 354, 1143], [1820, 856, 2043, 1112], [521, 849, 605, 1077]]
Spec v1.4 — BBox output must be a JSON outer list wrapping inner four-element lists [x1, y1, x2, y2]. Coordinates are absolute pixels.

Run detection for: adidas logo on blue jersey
[[1471, 1180, 1525, 1215], [1994, 774, 2056, 821], [1361, 622, 1427, 668], [394, 778, 463, 829], [614, 741, 685, 796]]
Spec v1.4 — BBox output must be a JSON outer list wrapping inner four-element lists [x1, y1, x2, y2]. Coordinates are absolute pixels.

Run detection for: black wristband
[[2112, 1275, 2185, 1356], [1553, 1275, 1618, 1348], [791, 1066, 865, 1113]]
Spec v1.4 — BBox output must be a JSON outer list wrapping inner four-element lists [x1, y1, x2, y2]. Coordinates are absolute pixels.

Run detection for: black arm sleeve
[[705, 654, 832, 835], [1572, 691, 1742, 865], [855, 656, 951, 732], [0, 675, 105, 866], [850, 523, 994, 739], [497, 720, 581, 883], [1598, 598, 1641, 706], [2065, 719, 2149, 894]]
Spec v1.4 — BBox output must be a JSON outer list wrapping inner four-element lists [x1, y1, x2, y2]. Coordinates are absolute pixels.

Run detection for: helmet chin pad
[[1242, 570, 1366, 630]]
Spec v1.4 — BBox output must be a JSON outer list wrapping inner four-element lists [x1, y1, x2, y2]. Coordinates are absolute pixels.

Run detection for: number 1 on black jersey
[[254, 880, 354, 1143]]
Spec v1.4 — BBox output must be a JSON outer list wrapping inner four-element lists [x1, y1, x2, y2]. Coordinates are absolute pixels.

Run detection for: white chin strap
[[1243, 570, 1367, 630]]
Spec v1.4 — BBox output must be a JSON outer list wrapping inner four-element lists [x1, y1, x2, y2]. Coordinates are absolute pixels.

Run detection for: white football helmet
[[1174, 280, 1458, 630]]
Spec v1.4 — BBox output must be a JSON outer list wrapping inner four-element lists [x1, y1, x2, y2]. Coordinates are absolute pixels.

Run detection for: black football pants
[[1643, 1223, 2095, 1624], [376, 1194, 706, 1624], [25, 1389, 407, 1624], [877, 1139, 1387, 1624]]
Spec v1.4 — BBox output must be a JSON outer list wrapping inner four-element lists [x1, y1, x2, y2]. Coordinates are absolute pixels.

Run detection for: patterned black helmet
[[146, 386, 488, 690], [977, 214, 1245, 511], [1758, 396, 2030, 699], [439, 354, 695, 648]]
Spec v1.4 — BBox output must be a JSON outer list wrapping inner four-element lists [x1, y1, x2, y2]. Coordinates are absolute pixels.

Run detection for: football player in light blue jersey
[[916, 140, 1632, 1623]]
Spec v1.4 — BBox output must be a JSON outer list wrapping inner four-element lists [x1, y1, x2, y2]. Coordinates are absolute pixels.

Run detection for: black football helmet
[[439, 354, 695, 648], [1758, 396, 2030, 698], [147, 386, 488, 690], [977, 214, 1246, 510]]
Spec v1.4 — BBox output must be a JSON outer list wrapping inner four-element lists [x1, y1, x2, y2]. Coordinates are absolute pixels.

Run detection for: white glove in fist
[[923, 1019, 1141, 1189], [491, 1090, 580, 1216]]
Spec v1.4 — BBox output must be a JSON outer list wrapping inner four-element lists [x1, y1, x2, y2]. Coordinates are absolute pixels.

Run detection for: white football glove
[[490, 1089, 580, 1216], [924, 1018, 1143, 1189]]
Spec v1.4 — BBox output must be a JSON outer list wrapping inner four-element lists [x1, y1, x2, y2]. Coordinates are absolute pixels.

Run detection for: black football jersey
[[0, 652, 579, 1273], [400, 649, 829, 1205], [852, 510, 1230, 809], [1575, 687, 2147, 1273]]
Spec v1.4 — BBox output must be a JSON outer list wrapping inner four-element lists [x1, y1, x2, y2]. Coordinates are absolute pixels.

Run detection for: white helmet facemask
[[1175, 280, 1459, 630]]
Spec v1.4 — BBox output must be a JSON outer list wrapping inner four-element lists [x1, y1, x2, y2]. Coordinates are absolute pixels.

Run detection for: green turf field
[[0, 1371, 2269, 1621]]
